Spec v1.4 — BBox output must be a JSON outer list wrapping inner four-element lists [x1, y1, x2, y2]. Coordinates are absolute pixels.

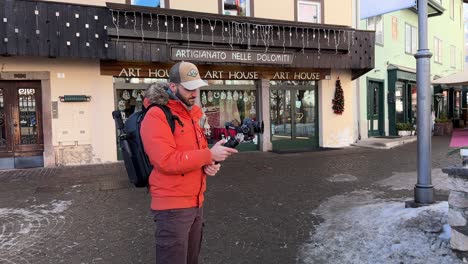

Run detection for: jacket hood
[[143, 82, 170, 108]]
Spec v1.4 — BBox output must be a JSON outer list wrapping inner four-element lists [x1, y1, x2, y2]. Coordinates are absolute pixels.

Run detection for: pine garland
[[332, 78, 345, 115]]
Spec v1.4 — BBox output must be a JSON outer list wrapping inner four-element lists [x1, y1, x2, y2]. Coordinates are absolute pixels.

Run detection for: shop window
[[454, 90, 461, 119], [114, 77, 167, 122], [221, 0, 251, 16], [395, 82, 404, 123], [130, 0, 164, 8], [367, 15, 383, 45], [200, 86, 259, 149], [297, 0, 321, 24], [434, 37, 443, 64], [405, 23, 417, 54]]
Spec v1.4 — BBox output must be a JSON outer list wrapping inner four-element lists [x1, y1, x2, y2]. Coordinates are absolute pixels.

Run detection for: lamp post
[[409, 0, 434, 207]]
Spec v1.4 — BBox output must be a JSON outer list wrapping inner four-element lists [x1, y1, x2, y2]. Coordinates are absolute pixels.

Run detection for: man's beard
[[176, 88, 195, 107]]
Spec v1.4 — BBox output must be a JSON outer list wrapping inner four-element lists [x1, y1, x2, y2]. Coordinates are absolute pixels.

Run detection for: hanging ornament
[[165, 15, 169, 44], [334, 30, 340, 54], [186, 17, 190, 48], [118, 99, 126, 111], [213, 91, 220, 99], [202, 91, 208, 105], [122, 90, 131, 100], [133, 11, 137, 33], [220, 91, 227, 100], [249, 104, 256, 115], [134, 94, 143, 113], [243, 91, 249, 102], [208, 91, 214, 102], [172, 15, 175, 32], [209, 20, 217, 46], [156, 14, 160, 38], [227, 91, 232, 100], [233, 91, 239, 101], [140, 12, 145, 41], [249, 91, 256, 103], [201, 18, 205, 41], [132, 89, 138, 98]]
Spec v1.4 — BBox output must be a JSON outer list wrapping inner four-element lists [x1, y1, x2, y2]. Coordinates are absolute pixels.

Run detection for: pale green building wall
[[357, 0, 465, 138]]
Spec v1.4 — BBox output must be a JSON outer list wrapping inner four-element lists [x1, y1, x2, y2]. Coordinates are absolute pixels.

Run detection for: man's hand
[[204, 162, 221, 176], [209, 140, 238, 162]]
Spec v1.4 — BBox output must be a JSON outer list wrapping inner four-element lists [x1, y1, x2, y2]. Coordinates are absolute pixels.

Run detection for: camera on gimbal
[[226, 118, 264, 141]]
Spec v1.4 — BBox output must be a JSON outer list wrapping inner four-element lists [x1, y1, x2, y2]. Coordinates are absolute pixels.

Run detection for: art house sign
[[114, 67, 326, 80]]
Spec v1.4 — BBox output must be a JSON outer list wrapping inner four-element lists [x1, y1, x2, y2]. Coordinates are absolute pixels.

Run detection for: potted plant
[[396, 122, 415, 136], [434, 114, 453, 136]]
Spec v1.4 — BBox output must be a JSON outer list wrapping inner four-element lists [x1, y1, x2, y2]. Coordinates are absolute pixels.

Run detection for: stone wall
[[442, 167, 468, 252]]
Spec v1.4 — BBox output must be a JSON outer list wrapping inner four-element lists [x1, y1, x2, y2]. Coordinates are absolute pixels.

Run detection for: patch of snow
[[327, 174, 358, 182], [439, 224, 451, 241], [49, 200, 72, 213], [299, 191, 461, 264]]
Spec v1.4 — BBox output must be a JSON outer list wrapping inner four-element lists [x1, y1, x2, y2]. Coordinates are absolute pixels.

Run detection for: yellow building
[[0, 0, 373, 168]]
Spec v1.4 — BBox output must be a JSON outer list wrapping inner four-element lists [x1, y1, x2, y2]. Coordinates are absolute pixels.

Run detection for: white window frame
[[222, 0, 251, 17], [450, 45, 456, 68], [405, 23, 418, 54], [367, 15, 384, 45], [297, 0, 321, 24], [434, 37, 443, 64], [131, 0, 165, 8]]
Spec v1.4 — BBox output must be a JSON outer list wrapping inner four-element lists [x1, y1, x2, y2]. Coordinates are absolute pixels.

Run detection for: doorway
[[0, 81, 44, 169], [367, 80, 384, 137], [270, 83, 319, 151]]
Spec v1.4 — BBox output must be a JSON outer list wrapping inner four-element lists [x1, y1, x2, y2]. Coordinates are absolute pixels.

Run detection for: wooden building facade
[[0, 0, 374, 168]]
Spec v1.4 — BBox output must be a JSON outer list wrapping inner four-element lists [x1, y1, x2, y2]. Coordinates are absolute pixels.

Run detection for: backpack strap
[[145, 104, 183, 134]]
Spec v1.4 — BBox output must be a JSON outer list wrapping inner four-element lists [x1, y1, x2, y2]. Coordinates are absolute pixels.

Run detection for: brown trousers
[[152, 207, 204, 264]]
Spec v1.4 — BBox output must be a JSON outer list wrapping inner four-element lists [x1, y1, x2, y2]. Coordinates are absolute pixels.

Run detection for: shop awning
[[432, 71, 468, 86]]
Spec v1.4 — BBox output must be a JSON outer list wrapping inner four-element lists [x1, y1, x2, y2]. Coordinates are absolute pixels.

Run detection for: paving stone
[[0, 136, 461, 264]]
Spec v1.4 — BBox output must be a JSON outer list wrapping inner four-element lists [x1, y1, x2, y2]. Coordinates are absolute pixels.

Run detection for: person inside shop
[[140, 61, 238, 264]]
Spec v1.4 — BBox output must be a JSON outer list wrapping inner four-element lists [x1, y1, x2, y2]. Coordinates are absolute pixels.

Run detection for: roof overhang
[[432, 70, 468, 86], [410, 0, 445, 17]]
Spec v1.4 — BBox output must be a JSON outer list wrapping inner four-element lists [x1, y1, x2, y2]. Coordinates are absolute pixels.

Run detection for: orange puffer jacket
[[140, 92, 212, 211]]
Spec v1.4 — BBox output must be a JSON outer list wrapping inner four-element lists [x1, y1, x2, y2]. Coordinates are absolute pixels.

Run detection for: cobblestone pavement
[[0, 136, 460, 264]]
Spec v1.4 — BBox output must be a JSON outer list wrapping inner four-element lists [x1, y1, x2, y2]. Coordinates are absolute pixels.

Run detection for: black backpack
[[112, 104, 181, 188]]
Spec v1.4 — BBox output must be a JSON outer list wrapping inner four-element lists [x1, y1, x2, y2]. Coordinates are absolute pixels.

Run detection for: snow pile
[[299, 191, 462, 264]]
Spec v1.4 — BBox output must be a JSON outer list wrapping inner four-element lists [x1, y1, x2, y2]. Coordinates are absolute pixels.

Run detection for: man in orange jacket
[[141, 61, 238, 264]]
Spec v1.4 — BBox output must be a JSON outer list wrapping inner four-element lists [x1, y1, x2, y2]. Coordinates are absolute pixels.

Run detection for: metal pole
[[413, 0, 434, 205]]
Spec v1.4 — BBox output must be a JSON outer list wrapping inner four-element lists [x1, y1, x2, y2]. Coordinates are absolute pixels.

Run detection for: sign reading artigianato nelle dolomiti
[[171, 47, 294, 65]]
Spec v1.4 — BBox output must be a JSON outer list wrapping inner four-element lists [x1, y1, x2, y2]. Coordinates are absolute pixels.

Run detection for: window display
[[200, 88, 259, 146], [116, 89, 144, 122], [114, 78, 260, 151]]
